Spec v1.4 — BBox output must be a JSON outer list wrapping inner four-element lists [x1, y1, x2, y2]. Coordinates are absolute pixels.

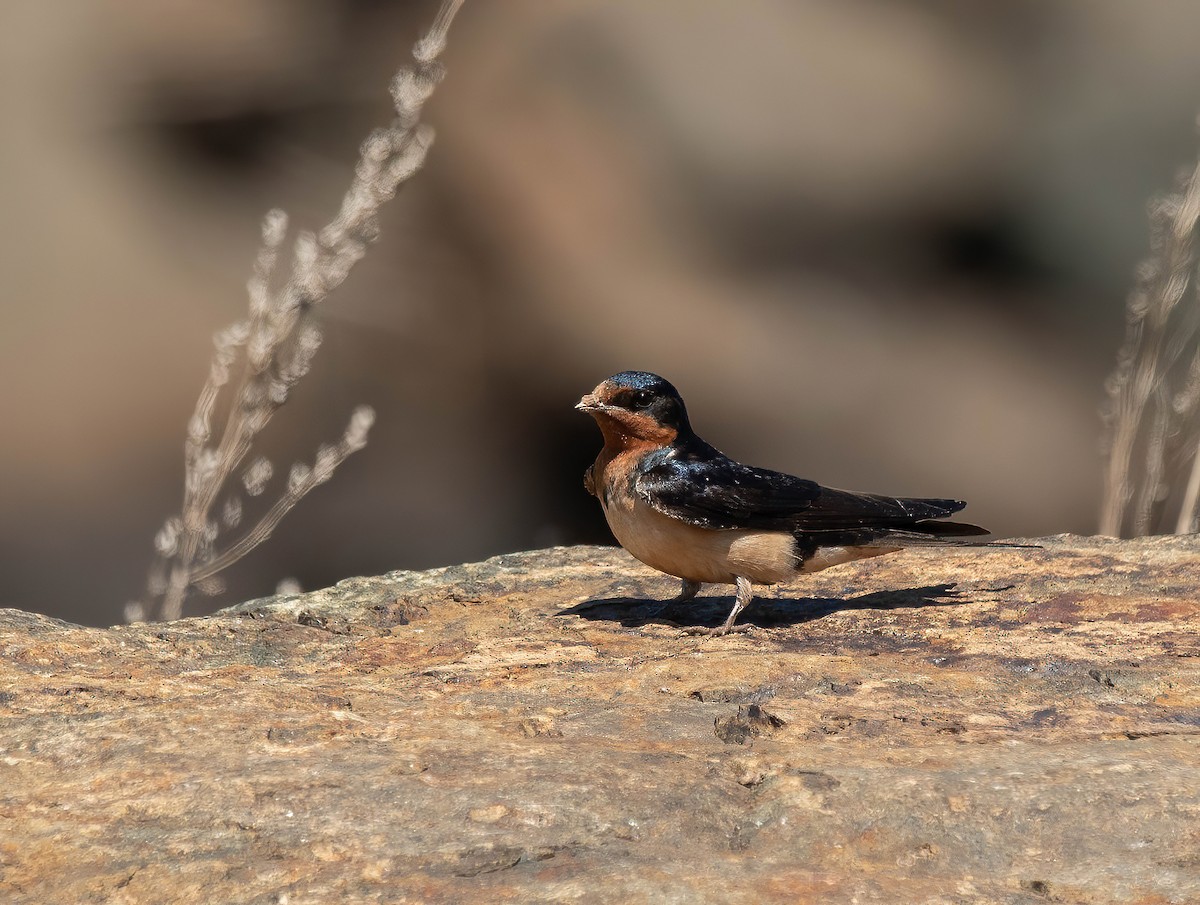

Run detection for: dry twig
[[1100, 142, 1200, 536], [131, 0, 466, 622]]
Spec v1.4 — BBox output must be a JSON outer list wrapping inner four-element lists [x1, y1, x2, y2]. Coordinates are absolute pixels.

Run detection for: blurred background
[[4, 0, 1200, 625]]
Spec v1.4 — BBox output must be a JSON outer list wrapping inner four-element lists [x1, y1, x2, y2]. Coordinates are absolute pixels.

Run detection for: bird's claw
[[681, 623, 753, 637]]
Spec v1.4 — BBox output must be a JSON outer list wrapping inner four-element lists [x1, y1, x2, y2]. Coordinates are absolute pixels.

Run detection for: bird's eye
[[630, 390, 653, 409]]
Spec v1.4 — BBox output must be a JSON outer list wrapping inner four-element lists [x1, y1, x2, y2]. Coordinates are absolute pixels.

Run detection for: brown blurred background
[[3, 0, 1199, 625]]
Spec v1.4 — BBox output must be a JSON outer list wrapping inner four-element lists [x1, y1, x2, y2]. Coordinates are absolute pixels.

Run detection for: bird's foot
[[680, 576, 755, 637], [681, 623, 753, 637]]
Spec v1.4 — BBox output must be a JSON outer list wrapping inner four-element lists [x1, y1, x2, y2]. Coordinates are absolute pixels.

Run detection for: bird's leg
[[718, 576, 755, 633], [685, 576, 754, 636], [653, 578, 702, 624]]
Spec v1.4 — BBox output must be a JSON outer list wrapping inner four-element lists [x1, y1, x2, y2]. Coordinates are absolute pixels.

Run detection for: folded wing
[[635, 445, 983, 537], [635, 447, 821, 530]]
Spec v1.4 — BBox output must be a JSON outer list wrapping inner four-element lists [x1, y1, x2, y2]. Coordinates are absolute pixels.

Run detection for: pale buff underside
[[601, 492, 898, 586]]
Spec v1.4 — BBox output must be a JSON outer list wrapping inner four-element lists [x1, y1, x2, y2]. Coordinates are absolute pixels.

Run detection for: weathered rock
[[2, 535, 1199, 904]]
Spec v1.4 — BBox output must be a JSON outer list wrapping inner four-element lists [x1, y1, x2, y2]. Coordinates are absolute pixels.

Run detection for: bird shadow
[[558, 583, 964, 630]]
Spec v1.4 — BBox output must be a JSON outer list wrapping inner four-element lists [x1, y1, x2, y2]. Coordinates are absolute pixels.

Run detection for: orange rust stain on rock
[[336, 637, 423, 671], [1026, 592, 1198, 624], [1115, 598, 1200, 622], [1024, 593, 1084, 623]]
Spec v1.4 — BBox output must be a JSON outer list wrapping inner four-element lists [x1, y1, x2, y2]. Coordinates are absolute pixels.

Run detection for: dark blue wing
[[634, 445, 821, 530], [634, 443, 967, 532]]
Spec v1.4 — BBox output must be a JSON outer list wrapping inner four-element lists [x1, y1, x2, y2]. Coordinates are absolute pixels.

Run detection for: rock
[[2, 535, 1199, 903]]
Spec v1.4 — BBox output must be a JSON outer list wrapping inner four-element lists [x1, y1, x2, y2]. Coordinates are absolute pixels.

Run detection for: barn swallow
[[577, 370, 992, 636]]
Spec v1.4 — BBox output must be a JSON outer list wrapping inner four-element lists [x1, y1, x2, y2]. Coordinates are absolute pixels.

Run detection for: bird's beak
[[575, 393, 604, 412]]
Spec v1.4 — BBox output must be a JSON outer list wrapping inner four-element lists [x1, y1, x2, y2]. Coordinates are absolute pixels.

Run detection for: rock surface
[[2, 536, 1200, 904]]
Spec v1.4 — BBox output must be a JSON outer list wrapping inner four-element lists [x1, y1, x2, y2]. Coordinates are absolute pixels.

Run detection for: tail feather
[[794, 515, 1041, 551], [876, 525, 1040, 549], [897, 497, 968, 520], [911, 519, 990, 537]]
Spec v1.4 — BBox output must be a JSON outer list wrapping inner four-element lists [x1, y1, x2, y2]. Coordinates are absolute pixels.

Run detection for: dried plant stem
[[1177, 434, 1200, 533], [189, 409, 374, 583], [1100, 148, 1200, 537], [138, 0, 466, 622]]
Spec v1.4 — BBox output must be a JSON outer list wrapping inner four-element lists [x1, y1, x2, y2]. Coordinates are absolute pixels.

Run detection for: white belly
[[601, 493, 798, 585]]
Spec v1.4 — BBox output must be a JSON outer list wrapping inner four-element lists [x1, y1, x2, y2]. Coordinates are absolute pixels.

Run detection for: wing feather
[[634, 446, 818, 530], [634, 444, 968, 533]]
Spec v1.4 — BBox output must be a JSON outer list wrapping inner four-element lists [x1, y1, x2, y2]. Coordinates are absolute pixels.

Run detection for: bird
[[576, 370, 993, 636]]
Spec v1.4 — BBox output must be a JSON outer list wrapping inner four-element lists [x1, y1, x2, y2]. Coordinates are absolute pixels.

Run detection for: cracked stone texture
[[2, 535, 1199, 904]]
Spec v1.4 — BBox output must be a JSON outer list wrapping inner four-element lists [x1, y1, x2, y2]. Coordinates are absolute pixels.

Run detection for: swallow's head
[[576, 371, 691, 445]]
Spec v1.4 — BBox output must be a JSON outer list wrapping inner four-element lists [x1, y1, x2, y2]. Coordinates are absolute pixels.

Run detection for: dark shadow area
[[558, 583, 963, 630]]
